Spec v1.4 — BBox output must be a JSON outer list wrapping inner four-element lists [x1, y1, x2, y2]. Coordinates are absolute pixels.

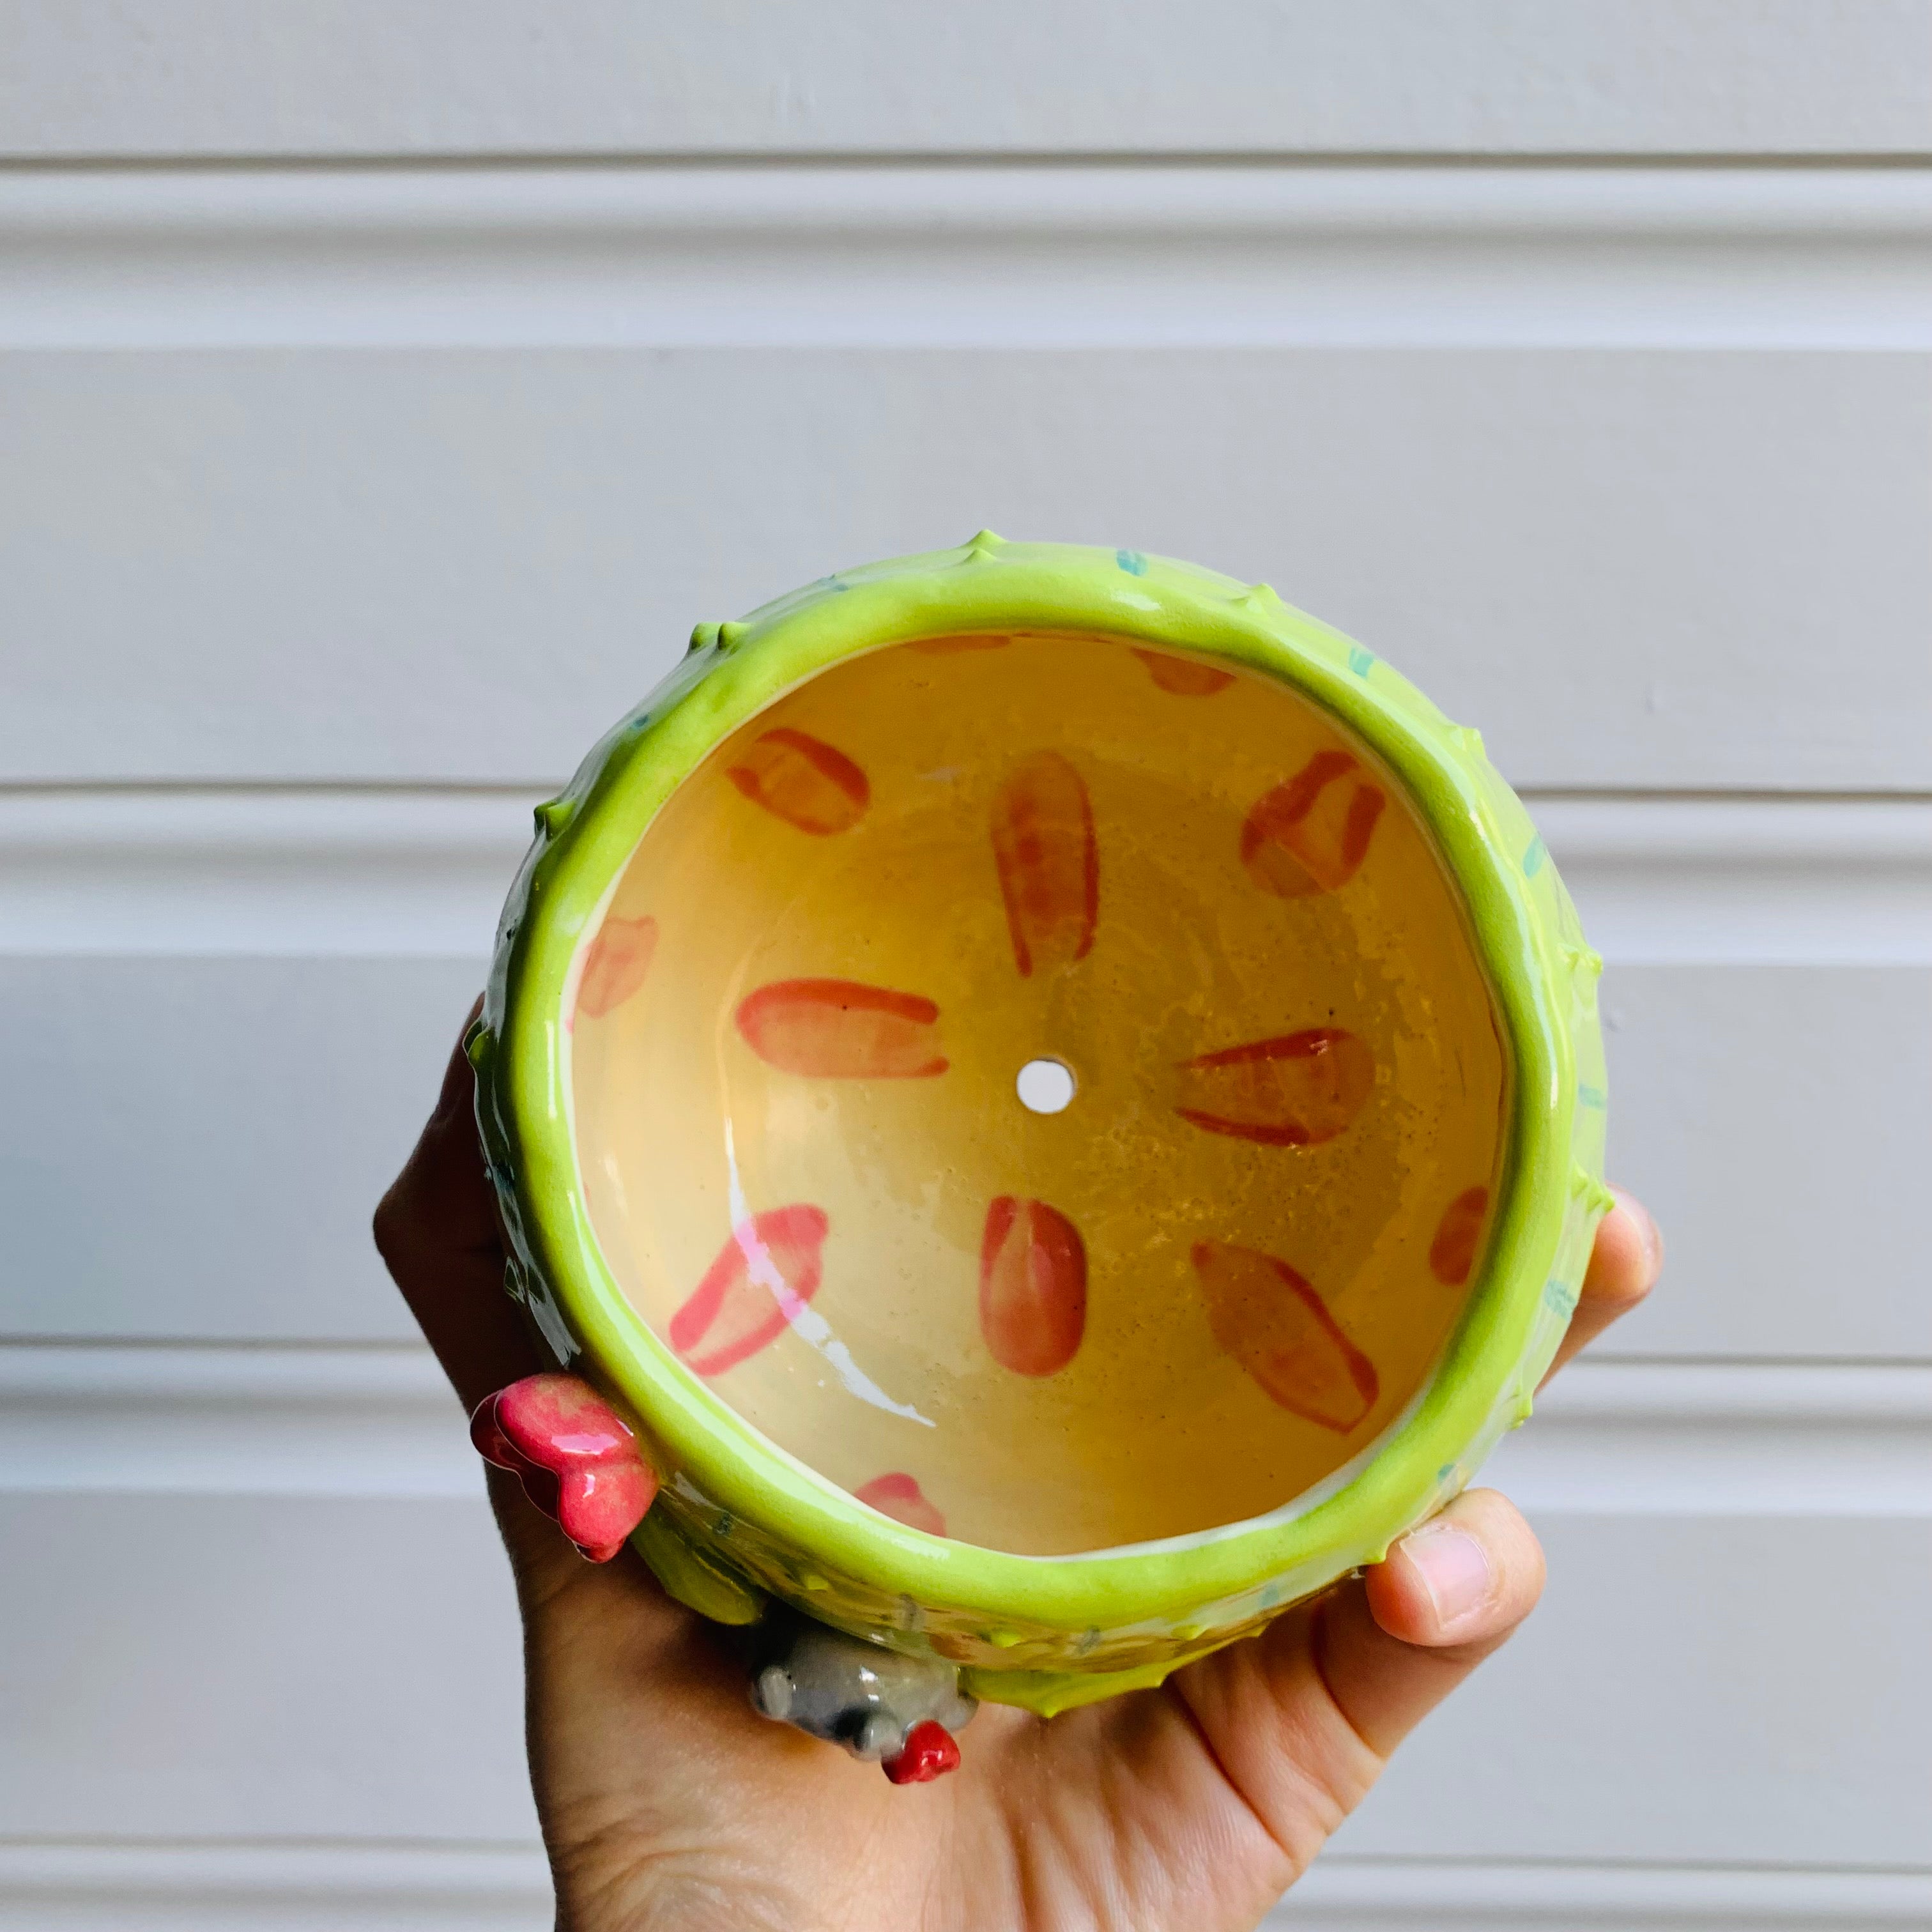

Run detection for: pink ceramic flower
[[470, 1374, 658, 1563]]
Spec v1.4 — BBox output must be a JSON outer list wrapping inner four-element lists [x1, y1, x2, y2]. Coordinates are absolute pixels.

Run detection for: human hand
[[376, 1011, 1662, 1932]]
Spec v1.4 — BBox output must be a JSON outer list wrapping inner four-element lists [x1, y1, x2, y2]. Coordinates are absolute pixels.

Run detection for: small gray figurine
[[751, 1616, 979, 1782]]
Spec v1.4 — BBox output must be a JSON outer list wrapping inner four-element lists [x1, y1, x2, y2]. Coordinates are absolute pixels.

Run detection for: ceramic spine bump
[[962, 528, 1006, 562], [1575, 1168, 1618, 1214]]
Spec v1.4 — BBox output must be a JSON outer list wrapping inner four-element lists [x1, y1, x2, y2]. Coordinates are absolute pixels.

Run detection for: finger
[[1154, 1490, 1544, 1883], [1323, 1487, 1547, 1754], [1542, 1185, 1663, 1385], [372, 999, 539, 1413]]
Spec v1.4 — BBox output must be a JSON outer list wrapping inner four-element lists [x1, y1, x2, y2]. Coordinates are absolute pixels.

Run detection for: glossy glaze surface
[[569, 629, 1505, 1556]]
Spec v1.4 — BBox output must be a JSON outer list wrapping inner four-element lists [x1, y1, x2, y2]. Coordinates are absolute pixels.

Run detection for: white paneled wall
[[6, 1, 1932, 157], [3, 8, 1929, 1929]]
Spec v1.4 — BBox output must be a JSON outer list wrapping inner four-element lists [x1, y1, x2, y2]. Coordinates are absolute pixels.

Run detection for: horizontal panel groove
[[3, 790, 1922, 963], [0, 789, 540, 959], [6, 166, 1932, 348], [1283, 1855, 1932, 1926], [0, 1839, 549, 1926], [0, 1345, 472, 1499], [0, 1841, 1924, 1926], [2, 1347, 1924, 1514], [13, 150, 1932, 172]]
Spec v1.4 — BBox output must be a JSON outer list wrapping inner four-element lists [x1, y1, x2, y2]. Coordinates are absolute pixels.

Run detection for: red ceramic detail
[[909, 634, 1009, 654], [990, 751, 1098, 978], [470, 1374, 659, 1561], [1241, 750, 1386, 896], [1131, 648, 1237, 697], [854, 1471, 947, 1537], [670, 1205, 830, 1377], [1190, 1241, 1379, 1432], [883, 1719, 962, 1784], [577, 914, 659, 1022], [1174, 1028, 1375, 1147], [1429, 1186, 1491, 1286], [735, 979, 948, 1079], [726, 728, 870, 835], [979, 1197, 1087, 1376]]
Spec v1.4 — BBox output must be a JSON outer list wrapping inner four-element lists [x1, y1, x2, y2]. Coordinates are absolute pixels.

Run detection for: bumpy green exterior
[[470, 535, 1611, 1715]]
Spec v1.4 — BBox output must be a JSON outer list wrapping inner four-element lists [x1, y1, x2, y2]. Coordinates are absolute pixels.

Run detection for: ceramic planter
[[468, 534, 1609, 1719]]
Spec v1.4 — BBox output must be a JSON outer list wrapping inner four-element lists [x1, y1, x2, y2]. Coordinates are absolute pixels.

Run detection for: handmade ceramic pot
[[468, 534, 1609, 1721]]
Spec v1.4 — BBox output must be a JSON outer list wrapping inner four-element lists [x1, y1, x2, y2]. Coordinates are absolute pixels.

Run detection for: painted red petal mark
[[883, 1719, 961, 1784], [670, 1205, 829, 1377], [726, 728, 870, 835], [1429, 1186, 1491, 1287], [1132, 647, 1237, 696], [469, 1374, 659, 1562], [577, 915, 659, 1021], [735, 979, 947, 1078], [979, 1197, 1087, 1376], [909, 633, 1009, 655], [990, 752, 1098, 978], [854, 1472, 947, 1537], [1174, 1028, 1375, 1147], [1190, 1241, 1379, 1432], [1241, 749, 1387, 896]]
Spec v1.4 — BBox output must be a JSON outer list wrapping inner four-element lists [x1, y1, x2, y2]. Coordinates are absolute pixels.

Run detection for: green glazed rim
[[479, 534, 1602, 1641]]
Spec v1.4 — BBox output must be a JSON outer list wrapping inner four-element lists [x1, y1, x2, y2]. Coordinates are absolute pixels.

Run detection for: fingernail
[[1612, 1185, 1664, 1275], [1403, 1521, 1495, 1634]]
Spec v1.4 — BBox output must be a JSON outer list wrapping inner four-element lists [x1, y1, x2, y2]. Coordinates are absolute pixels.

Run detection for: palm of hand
[[378, 1025, 1660, 1932]]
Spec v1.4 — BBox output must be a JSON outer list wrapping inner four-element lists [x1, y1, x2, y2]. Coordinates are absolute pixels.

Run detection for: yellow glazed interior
[[569, 628, 1506, 1558]]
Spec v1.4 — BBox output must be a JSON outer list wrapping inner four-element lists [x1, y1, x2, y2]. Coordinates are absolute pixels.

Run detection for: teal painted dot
[[1543, 1277, 1577, 1317], [818, 574, 848, 593], [1347, 645, 1376, 678], [1578, 1084, 1607, 1109], [1523, 836, 1547, 877], [1259, 1581, 1284, 1611], [1116, 548, 1149, 576]]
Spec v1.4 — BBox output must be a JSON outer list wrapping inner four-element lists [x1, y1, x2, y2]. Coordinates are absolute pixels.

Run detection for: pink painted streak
[[979, 1197, 1087, 1376], [1132, 647, 1236, 696], [990, 752, 1098, 978], [726, 728, 870, 835], [735, 979, 947, 1078], [576, 915, 659, 1021], [1174, 1027, 1374, 1147], [669, 1205, 830, 1376], [1191, 1241, 1379, 1432], [1429, 1186, 1491, 1287], [1241, 750, 1386, 896], [854, 1472, 947, 1537]]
